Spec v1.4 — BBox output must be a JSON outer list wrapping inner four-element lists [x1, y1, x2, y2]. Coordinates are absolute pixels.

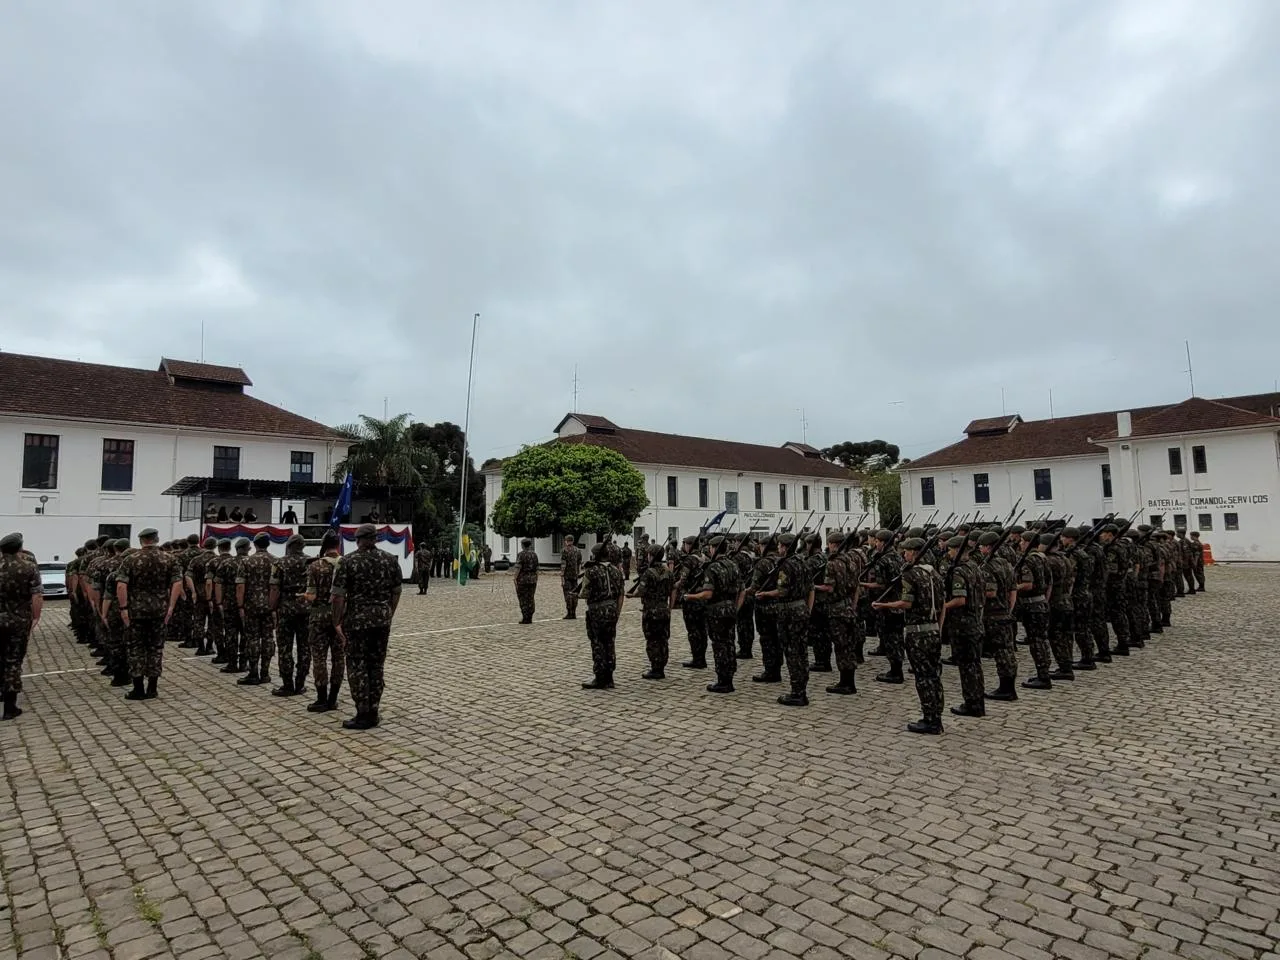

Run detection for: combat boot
[[682, 658, 707, 669], [985, 676, 1018, 702], [1048, 668, 1075, 681], [237, 669, 260, 686], [221, 659, 240, 674], [581, 673, 611, 690], [1114, 643, 1130, 656], [1073, 659, 1097, 671], [907, 718, 943, 734], [110, 672, 131, 687], [1, 693, 20, 720], [125, 678, 147, 701], [750, 671, 781, 683], [736, 647, 753, 659], [706, 673, 734, 694], [145, 678, 158, 700], [810, 658, 832, 672], [950, 702, 984, 717], [325, 684, 340, 710], [306, 683, 329, 712], [875, 667, 905, 684], [777, 687, 809, 707], [271, 680, 297, 697], [342, 712, 375, 730], [641, 668, 665, 680], [826, 669, 857, 695], [295, 668, 307, 697], [1021, 676, 1052, 690]]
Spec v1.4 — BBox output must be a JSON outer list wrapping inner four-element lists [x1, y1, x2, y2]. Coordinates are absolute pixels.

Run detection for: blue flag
[[330, 472, 353, 528], [703, 510, 727, 532]]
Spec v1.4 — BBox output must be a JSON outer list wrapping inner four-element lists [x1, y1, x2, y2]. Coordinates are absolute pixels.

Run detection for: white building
[[0, 353, 346, 561], [482, 413, 876, 564], [898, 393, 1280, 561]]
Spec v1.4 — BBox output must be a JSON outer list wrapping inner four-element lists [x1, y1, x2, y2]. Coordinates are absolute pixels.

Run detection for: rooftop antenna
[[1184, 340, 1196, 397], [799, 408, 808, 444], [1048, 388, 1054, 420], [384, 396, 388, 419], [1001, 386, 1006, 415], [572, 364, 579, 412], [200, 321, 205, 362]]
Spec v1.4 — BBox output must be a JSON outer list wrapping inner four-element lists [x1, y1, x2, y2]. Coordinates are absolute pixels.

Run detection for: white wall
[[484, 464, 876, 564], [1105, 428, 1280, 561], [899, 455, 1114, 528], [2, 414, 338, 561]]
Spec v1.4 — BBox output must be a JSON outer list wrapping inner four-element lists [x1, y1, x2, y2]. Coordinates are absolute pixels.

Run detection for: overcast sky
[[3, 0, 1277, 463]]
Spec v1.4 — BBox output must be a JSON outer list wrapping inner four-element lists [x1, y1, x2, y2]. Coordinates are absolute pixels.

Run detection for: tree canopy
[[334, 414, 439, 487], [821, 440, 901, 471], [822, 438, 903, 528], [490, 443, 648, 539]]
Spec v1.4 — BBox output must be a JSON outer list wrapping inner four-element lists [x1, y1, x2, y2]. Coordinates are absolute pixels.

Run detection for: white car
[[38, 562, 68, 599]]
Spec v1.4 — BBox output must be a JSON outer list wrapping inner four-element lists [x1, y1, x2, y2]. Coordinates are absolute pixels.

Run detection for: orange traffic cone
[[1202, 542, 1214, 565]]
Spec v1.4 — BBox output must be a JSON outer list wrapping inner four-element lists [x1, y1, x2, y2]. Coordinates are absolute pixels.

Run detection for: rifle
[[1013, 514, 1073, 576], [923, 509, 939, 528], [873, 527, 947, 604], [979, 509, 1027, 567], [1002, 496, 1023, 526]]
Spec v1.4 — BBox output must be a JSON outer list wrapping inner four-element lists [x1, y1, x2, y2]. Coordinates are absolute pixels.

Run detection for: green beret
[[114, 538, 130, 551], [356, 523, 377, 539], [906, 527, 925, 539], [218, 538, 232, 548], [875, 529, 893, 541], [202, 537, 217, 548], [0, 532, 23, 551], [778, 533, 798, 548], [1100, 523, 1119, 534], [827, 531, 845, 545], [708, 535, 726, 550], [591, 543, 606, 559], [1061, 527, 1080, 539], [902, 537, 926, 551], [1019, 529, 1038, 541], [253, 531, 271, 546], [682, 536, 698, 546], [286, 534, 305, 548], [1137, 524, 1152, 533], [978, 531, 1001, 546], [1038, 533, 1056, 546], [946, 535, 966, 549], [138, 527, 159, 540], [235, 538, 251, 552], [84, 539, 98, 550]]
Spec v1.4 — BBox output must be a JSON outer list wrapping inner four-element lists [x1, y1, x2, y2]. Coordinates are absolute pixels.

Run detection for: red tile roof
[[964, 415, 1022, 436], [553, 413, 619, 433], [0, 352, 340, 439], [1095, 396, 1280, 440], [160, 358, 252, 386], [908, 392, 1280, 469]]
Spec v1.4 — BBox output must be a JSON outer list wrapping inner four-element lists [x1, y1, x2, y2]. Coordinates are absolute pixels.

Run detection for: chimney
[[1116, 411, 1132, 438]]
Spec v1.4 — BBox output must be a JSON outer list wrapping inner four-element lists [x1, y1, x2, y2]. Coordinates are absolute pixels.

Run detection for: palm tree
[[333, 414, 439, 487]]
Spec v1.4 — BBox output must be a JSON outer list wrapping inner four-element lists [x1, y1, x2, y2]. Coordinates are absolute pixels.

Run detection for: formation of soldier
[[530, 514, 1206, 734], [52, 523, 401, 730]]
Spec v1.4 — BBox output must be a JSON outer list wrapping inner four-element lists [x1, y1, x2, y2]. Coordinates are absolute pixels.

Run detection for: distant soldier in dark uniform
[[0, 532, 41, 720], [94, 541, 129, 685], [671, 536, 708, 669], [620, 541, 632, 580], [874, 537, 945, 734], [1189, 531, 1206, 591], [187, 537, 215, 655], [748, 537, 782, 683], [576, 544, 623, 689], [755, 532, 811, 707], [65, 548, 85, 644], [729, 534, 755, 659], [236, 532, 276, 685], [305, 531, 344, 712], [1062, 528, 1097, 671], [863, 529, 905, 684], [1097, 524, 1131, 656], [216, 539, 250, 671], [680, 535, 741, 694], [414, 544, 432, 594], [115, 528, 183, 701], [205, 539, 232, 663], [978, 531, 1019, 700], [1014, 530, 1054, 688], [331, 524, 402, 729], [803, 533, 833, 672], [817, 531, 860, 695], [1043, 534, 1077, 680], [628, 543, 673, 679], [514, 539, 539, 623], [942, 536, 986, 717], [271, 534, 312, 696], [560, 536, 581, 619]]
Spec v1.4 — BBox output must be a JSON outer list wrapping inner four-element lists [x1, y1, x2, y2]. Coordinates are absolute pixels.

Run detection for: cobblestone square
[[3, 567, 1278, 960]]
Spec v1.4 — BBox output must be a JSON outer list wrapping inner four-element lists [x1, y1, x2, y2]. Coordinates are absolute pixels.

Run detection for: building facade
[[899, 394, 1280, 561], [0, 353, 344, 561], [483, 413, 875, 564]]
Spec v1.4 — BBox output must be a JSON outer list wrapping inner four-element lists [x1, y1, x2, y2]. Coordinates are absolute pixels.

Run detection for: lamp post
[[456, 313, 479, 583]]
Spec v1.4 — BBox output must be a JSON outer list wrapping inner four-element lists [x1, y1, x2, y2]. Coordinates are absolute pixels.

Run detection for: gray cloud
[[2, 0, 1277, 465]]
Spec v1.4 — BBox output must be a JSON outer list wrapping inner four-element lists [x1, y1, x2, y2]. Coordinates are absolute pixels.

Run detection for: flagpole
[[456, 312, 479, 583]]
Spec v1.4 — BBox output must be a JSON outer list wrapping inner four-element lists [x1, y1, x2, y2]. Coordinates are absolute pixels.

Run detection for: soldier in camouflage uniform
[[670, 536, 708, 669], [216, 540, 250, 671], [748, 537, 782, 683], [1135, 526, 1163, 635], [115, 528, 183, 701], [560, 536, 581, 619], [65, 548, 84, 644], [236, 532, 276, 685], [1188, 531, 1206, 592], [514, 539, 539, 624], [1085, 530, 1112, 662], [804, 533, 833, 672], [305, 531, 344, 712], [331, 524, 402, 729], [186, 537, 215, 656], [271, 534, 312, 696], [1043, 534, 1076, 681], [817, 531, 860, 695], [942, 536, 986, 717], [169, 533, 200, 648], [1014, 530, 1054, 689], [414, 544, 432, 594], [627, 542, 673, 679], [862, 530, 906, 684], [977, 531, 1019, 700], [206, 540, 232, 663], [874, 537, 945, 734], [1061, 528, 1097, 671], [730, 534, 755, 659], [93, 541, 130, 685], [1119, 526, 1147, 648], [576, 544, 623, 689], [755, 532, 810, 707], [1097, 525, 1132, 656], [1157, 533, 1176, 627], [680, 535, 741, 693], [0, 532, 41, 720]]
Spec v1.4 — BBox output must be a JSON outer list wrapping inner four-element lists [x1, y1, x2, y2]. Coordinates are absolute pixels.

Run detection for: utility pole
[[572, 365, 579, 412], [1185, 340, 1196, 396]]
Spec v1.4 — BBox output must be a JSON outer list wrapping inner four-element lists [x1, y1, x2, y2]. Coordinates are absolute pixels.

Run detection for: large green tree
[[490, 444, 648, 539], [821, 439, 903, 527], [409, 421, 485, 528]]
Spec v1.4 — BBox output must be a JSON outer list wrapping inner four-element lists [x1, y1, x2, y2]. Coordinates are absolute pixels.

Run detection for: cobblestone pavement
[[3, 567, 1278, 960]]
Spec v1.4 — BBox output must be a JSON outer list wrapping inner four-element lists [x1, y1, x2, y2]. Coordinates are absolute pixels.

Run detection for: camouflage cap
[[253, 531, 271, 546], [235, 538, 251, 553], [1061, 526, 1080, 539], [1008, 525, 1025, 535], [901, 537, 926, 551], [356, 523, 377, 539], [978, 531, 1001, 546], [946, 535, 966, 549], [1137, 524, 1152, 533], [1019, 529, 1038, 541], [0, 532, 22, 551]]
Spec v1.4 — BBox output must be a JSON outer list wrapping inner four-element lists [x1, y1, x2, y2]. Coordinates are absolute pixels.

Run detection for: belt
[[905, 623, 940, 635]]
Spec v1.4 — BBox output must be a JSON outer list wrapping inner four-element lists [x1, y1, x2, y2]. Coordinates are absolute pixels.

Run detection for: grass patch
[[289, 926, 324, 960], [90, 906, 109, 947], [360, 940, 378, 960], [133, 884, 163, 927]]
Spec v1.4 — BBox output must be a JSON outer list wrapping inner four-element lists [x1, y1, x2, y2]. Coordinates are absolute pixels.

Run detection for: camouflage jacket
[[332, 547, 402, 628], [1046, 551, 1075, 610], [774, 554, 809, 604], [271, 553, 311, 617], [1016, 550, 1049, 610], [306, 555, 341, 623], [187, 550, 211, 602], [822, 552, 857, 618], [580, 562, 618, 605], [560, 545, 581, 583], [514, 549, 539, 585], [981, 554, 1016, 620], [629, 563, 673, 614], [0, 553, 40, 629], [901, 563, 944, 627], [236, 551, 275, 614], [702, 555, 740, 606], [116, 547, 181, 619]]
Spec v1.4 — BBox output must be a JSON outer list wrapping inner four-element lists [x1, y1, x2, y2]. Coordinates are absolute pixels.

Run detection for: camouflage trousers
[[126, 618, 166, 678], [1128, 581, 1149, 643], [561, 582, 577, 618], [276, 612, 311, 686], [984, 617, 1017, 681], [830, 613, 861, 673], [1156, 579, 1172, 626], [1104, 584, 1130, 650], [69, 596, 86, 642], [1090, 591, 1111, 657], [206, 605, 224, 658], [0, 624, 30, 694], [809, 607, 832, 668], [167, 599, 191, 646], [1147, 580, 1163, 630], [515, 582, 537, 621], [705, 601, 737, 679], [876, 612, 905, 671], [191, 600, 209, 649], [1073, 598, 1095, 664], [736, 597, 754, 656], [241, 611, 275, 673], [754, 603, 781, 677], [1048, 606, 1075, 672], [222, 607, 243, 664], [641, 609, 670, 670], [682, 603, 708, 663], [903, 627, 943, 723], [776, 601, 809, 692], [346, 624, 390, 713], [949, 616, 984, 709], [309, 618, 345, 693], [585, 601, 618, 675], [1193, 564, 1205, 591], [1018, 606, 1052, 680], [106, 615, 127, 676]]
